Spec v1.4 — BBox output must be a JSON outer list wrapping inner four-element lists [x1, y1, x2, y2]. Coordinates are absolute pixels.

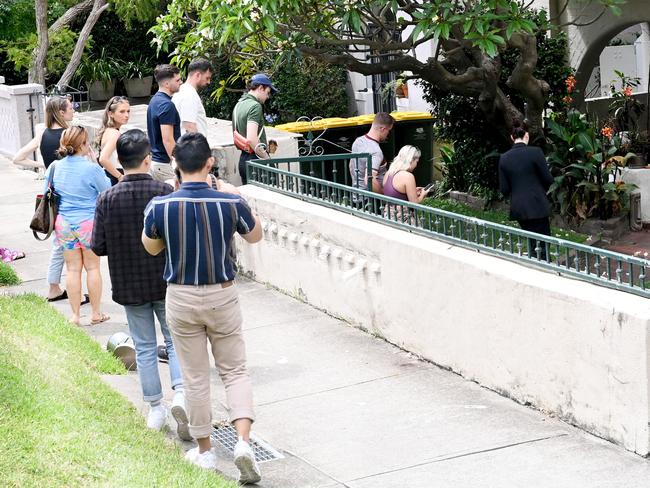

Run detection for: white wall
[[0, 82, 44, 158], [600, 45, 638, 96], [236, 185, 650, 456]]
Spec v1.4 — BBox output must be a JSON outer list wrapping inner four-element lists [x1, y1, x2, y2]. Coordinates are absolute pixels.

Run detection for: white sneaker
[[171, 391, 192, 441], [233, 437, 261, 484], [185, 446, 217, 470], [147, 405, 167, 431]]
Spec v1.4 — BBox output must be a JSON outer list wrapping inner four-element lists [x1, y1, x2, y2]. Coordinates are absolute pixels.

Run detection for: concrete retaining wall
[[235, 185, 650, 456]]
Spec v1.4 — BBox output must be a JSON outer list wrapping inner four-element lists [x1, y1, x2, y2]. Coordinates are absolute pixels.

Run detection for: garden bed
[[422, 197, 590, 244]]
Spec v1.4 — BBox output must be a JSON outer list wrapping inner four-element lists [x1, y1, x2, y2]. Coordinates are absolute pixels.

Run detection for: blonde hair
[[387, 145, 421, 175], [96, 96, 129, 146], [45, 96, 70, 129], [56, 126, 87, 158]]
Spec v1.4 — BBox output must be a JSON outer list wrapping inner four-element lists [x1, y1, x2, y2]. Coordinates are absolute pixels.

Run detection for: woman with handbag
[[44, 126, 111, 325], [13, 96, 76, 302], [96, 96, 131, 185]]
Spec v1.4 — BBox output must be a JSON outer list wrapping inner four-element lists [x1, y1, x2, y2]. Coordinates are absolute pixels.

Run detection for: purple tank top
[[383, 172, 408, 201]]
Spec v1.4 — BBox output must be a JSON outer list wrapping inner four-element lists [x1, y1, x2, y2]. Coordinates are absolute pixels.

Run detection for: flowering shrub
[[608, 70, 645, 132], [545, 109, 636, 221]]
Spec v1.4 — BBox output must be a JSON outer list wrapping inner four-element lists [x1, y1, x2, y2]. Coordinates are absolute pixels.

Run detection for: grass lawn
[[0, 294, 238, 488], [422, 198, 589, 244], [0, 262, 20, 286]]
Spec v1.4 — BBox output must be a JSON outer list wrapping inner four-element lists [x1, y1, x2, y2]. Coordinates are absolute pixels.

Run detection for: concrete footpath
[[1, 155, 650, 488]]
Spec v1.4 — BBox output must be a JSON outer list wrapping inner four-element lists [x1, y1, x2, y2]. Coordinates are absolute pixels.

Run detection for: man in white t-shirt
[[172, 58, 213, 137], [349, 112, 395, 194]]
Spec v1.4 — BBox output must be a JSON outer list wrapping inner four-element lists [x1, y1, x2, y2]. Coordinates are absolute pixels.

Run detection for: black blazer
[[498, 143, 554, 221]]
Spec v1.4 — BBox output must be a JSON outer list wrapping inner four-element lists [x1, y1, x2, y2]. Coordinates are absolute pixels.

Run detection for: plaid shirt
[[92, 173, 172, 305]]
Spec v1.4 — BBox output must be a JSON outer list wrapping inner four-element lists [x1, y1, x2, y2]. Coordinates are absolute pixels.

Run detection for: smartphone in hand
[[423, 182, 436, 194]]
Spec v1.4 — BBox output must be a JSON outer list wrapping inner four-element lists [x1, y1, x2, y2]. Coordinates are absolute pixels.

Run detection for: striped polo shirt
[[143, 182, 256, 285]]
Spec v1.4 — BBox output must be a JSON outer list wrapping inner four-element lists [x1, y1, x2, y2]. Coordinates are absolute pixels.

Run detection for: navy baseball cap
[[251, 73, 278, 94]]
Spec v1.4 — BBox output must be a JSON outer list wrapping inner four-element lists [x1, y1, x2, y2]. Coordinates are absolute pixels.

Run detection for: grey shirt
[[349, 135, 385, 190]]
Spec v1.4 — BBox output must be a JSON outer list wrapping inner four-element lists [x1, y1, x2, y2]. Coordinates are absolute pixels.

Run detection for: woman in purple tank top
[[382, 145, 429, 222]]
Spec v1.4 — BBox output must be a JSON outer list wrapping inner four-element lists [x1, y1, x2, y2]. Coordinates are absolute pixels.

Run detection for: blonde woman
[[45, 126, 111, 325], [96, 96, 130, 185], [13, 96, 76, 302], [382, 145, 429, 222]]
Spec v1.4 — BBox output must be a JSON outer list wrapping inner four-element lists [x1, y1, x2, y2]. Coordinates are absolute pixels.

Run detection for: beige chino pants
[[166, 282, 255, 439], [150, 161, 176, 183]]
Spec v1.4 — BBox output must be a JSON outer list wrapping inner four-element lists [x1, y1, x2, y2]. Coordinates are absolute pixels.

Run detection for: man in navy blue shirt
[[142, 132, 263, 483], [147, 64, 182, 182]]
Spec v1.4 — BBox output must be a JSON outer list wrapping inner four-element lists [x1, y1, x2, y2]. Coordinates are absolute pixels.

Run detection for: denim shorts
[[54, 215, 94, 250]]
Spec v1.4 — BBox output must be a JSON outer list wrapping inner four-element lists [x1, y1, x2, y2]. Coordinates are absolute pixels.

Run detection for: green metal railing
[[247, 156, 650, 299], [251, 153, 373, 191]]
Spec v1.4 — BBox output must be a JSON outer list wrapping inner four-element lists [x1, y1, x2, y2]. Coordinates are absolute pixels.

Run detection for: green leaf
[[411, 22, 427, 42], [262, 16, 275, 34], [577, 132, 597, 154]]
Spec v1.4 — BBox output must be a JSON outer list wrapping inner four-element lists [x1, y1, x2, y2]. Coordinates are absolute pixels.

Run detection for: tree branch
[[56, 0, 109, 88], [505, 31, 549, 135], [49, 0, 95, 34]]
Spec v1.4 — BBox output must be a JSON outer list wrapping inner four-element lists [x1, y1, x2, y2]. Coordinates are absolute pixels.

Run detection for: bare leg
[[197, 437, 212, 453], [233, 418, 252, 442], [194, 419, 251, 451], [63, 249, 83, 324], [81, 248, 103, 321], [48, 283, 65, 299]]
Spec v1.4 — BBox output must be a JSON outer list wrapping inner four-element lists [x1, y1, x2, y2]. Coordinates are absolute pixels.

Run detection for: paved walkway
[[2, 155, 650, 487], [607, 228, 650, 256]]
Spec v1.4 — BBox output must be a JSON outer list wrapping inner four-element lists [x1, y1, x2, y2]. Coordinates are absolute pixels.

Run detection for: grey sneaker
[[233, 437, 261, 484], [171, 391, 192, 441]]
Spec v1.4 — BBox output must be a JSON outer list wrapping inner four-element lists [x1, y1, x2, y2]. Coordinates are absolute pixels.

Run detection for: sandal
[[80, 294, 90, 306], [90, 313, 110, 325]]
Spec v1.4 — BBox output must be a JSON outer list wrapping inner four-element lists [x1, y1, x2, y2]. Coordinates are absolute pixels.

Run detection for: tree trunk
[[56, 0, 109, 90], [28, 0, 49, 85]]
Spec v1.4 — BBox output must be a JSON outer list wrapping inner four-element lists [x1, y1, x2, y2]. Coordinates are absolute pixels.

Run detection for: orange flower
[[601, 126, 614, 139], [623, 86, 633, 97], [562, 95, 573, 104], [565, 75, 577, 93]]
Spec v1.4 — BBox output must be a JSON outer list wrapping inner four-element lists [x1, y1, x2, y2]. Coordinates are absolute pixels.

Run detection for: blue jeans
[[47, 241, 64, 285], [124, 300, 183, 403]]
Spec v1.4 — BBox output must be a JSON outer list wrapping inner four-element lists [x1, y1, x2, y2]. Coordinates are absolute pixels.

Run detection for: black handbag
[[30, 164, 59, 241]]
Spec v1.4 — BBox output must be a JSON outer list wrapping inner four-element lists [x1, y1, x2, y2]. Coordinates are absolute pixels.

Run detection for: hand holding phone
[[423, 182, 436, 194]]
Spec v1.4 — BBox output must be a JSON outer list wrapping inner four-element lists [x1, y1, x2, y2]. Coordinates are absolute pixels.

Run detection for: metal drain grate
[[211, 423, 283, 463]]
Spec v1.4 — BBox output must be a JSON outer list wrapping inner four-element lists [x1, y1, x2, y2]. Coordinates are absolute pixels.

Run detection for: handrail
[[252, 152, 373, 192], [247, 159, 650, 299]]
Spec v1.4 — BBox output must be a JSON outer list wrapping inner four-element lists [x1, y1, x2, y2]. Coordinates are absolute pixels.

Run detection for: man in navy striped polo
[[142, 132, 263, 483]]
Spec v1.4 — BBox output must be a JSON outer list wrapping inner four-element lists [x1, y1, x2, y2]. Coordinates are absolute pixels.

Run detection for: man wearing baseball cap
[[232, 73, 278, 184]]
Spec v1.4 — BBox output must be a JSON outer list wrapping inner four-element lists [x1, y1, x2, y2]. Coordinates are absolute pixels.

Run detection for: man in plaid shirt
[[92, 129, 190, 440]]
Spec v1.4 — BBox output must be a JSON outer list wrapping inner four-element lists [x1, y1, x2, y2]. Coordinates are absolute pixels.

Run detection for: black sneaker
[[157, 345, 169, 363]]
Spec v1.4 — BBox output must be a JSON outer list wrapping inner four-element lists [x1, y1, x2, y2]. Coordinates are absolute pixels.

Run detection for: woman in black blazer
[[498, 120, 554, 258]]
